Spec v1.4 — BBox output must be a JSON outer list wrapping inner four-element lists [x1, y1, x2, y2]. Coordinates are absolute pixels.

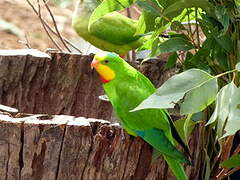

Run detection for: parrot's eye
[[103, 60, 110, 64]]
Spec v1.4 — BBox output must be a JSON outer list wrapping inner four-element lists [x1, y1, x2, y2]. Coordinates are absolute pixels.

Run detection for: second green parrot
[[72, 0, 147, 55], [91, 52, 192, 180]]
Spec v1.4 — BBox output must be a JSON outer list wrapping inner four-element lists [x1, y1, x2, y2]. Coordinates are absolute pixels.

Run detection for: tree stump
[[0, 49, 112, 120], [0, 50, 201, 180]]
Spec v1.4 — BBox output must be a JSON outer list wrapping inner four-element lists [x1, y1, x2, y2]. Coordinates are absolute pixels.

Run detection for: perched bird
[[91, 52, 191, 180], [72, 0, 147, 55]]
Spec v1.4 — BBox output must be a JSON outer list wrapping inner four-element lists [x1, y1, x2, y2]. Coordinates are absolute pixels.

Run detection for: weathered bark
[[0, 50, 201, 180], [0, 113, 198, 180], [0, 49, 112, 120]]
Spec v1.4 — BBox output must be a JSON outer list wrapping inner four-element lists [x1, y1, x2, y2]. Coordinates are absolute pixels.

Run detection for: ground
[[0, 0, 140, 54], [0, 0, 77, 51]]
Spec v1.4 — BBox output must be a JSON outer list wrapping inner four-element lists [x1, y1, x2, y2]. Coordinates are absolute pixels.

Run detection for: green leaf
[[236, 63, 240, 72], [149, 38, 161, 57], [174, 114, 197, 143], [192, 112, 203, 122], [172, 8, 194, 23], [163, 0, 215, 19], [183, 114, 196, 141], [184, 48, 210, 70], [221, 154, 240, 168], [137, 37, 156, 51], [180, 77, 218, 114], [170, 21, 186, 31], [206, 83, 234, 127], [202, 37, 215, 50], [215, 5, 230, 35], [222, 86, 240, 138], [235, 0, 240, 6], [215, 50, 229, 71], [214, 35, 233, 53], [164, 52, 178, 69], [207, 82, 240, 139], [174, 118, 186, 142], [135, 10, 159, 35], [132, 69, 218, 114], [89, 0, 136, 27], [134, 13, 146, 36], [159, 37, 194, 53], [136, 0, 161, 15]]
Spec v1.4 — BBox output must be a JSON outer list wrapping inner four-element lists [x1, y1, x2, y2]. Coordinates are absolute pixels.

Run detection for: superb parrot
[[91, 52, 192, 180], [72, 0, 147, 55]]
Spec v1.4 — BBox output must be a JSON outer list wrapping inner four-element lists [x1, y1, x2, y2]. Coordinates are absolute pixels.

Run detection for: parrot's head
[[91, 52, 125, 83]]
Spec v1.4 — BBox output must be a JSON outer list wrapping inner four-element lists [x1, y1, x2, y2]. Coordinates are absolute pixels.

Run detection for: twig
[[18, 33, 32, 49], [25, 0, 82, 53], [195, 8, 200, 49], [42, 0, 71, 52], [216, 135, 240, 179], [186, 8, 198, 53], [126, 8, 134, 62], [24, 33, 31, 48], [37, 0, 63, 51], [222, 136, 234, 160], [224, 167, 240, 177], [126, 8, 131, 18], [132, 6, 141, 16], [233, 143, 240, 154]]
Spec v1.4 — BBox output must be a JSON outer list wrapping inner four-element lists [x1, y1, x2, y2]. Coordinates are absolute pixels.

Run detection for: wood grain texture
[[0, 50, 201, 180], [0, 113, 199, 180], [0, 50, 112, 120]]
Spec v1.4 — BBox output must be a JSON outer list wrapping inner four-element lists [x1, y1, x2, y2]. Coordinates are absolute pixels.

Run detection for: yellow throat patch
[[95, 62, 115, 83]]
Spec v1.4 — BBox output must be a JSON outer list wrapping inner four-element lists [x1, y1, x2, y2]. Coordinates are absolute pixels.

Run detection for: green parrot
[[91, 52, 192, 180], [72, 0, 147, 55]]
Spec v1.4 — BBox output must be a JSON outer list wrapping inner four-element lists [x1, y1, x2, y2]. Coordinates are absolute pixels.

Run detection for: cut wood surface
[[0, 113, 200, 180], [0, 50, 202, 180], [0, 49, 112, 120]]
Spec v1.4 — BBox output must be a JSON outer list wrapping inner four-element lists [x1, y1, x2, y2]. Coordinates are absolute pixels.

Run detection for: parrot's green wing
[[89, 12, 142, 45], [104, 71, 190, 161], [103, 67, 190, 180], [116, 70, 191, 155], [95, 53, 191, 180]]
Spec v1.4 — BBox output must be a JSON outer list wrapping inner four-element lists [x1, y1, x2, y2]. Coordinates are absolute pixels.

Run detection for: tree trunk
[[0, 49, 201, 180]]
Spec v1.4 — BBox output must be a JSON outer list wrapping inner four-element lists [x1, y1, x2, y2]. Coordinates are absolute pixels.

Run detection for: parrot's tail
[[163, 154, 188, 180]]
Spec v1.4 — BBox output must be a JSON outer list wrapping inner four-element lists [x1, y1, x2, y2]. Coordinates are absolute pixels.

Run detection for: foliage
[[90, 0, 240, 179], [221, 154, 240, 168]]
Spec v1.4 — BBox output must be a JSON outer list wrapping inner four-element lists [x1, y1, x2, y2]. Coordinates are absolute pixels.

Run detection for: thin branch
[[233, 143, 240, 154], [224, 167, 240, 177], [132, 6, 141, 16], [195, 8, 200, 48], [18, 33, 32, 49], [126, 8, 132, 18], [42, 0, 71, 52], [37, 0, 63, 51], [186, 8, 198, 53], [25, 0, 82, 53], [222, 136, 234, 160]]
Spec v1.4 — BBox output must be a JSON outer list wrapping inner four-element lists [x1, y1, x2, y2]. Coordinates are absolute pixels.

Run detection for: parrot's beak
[[91, 58, 99, 69]]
